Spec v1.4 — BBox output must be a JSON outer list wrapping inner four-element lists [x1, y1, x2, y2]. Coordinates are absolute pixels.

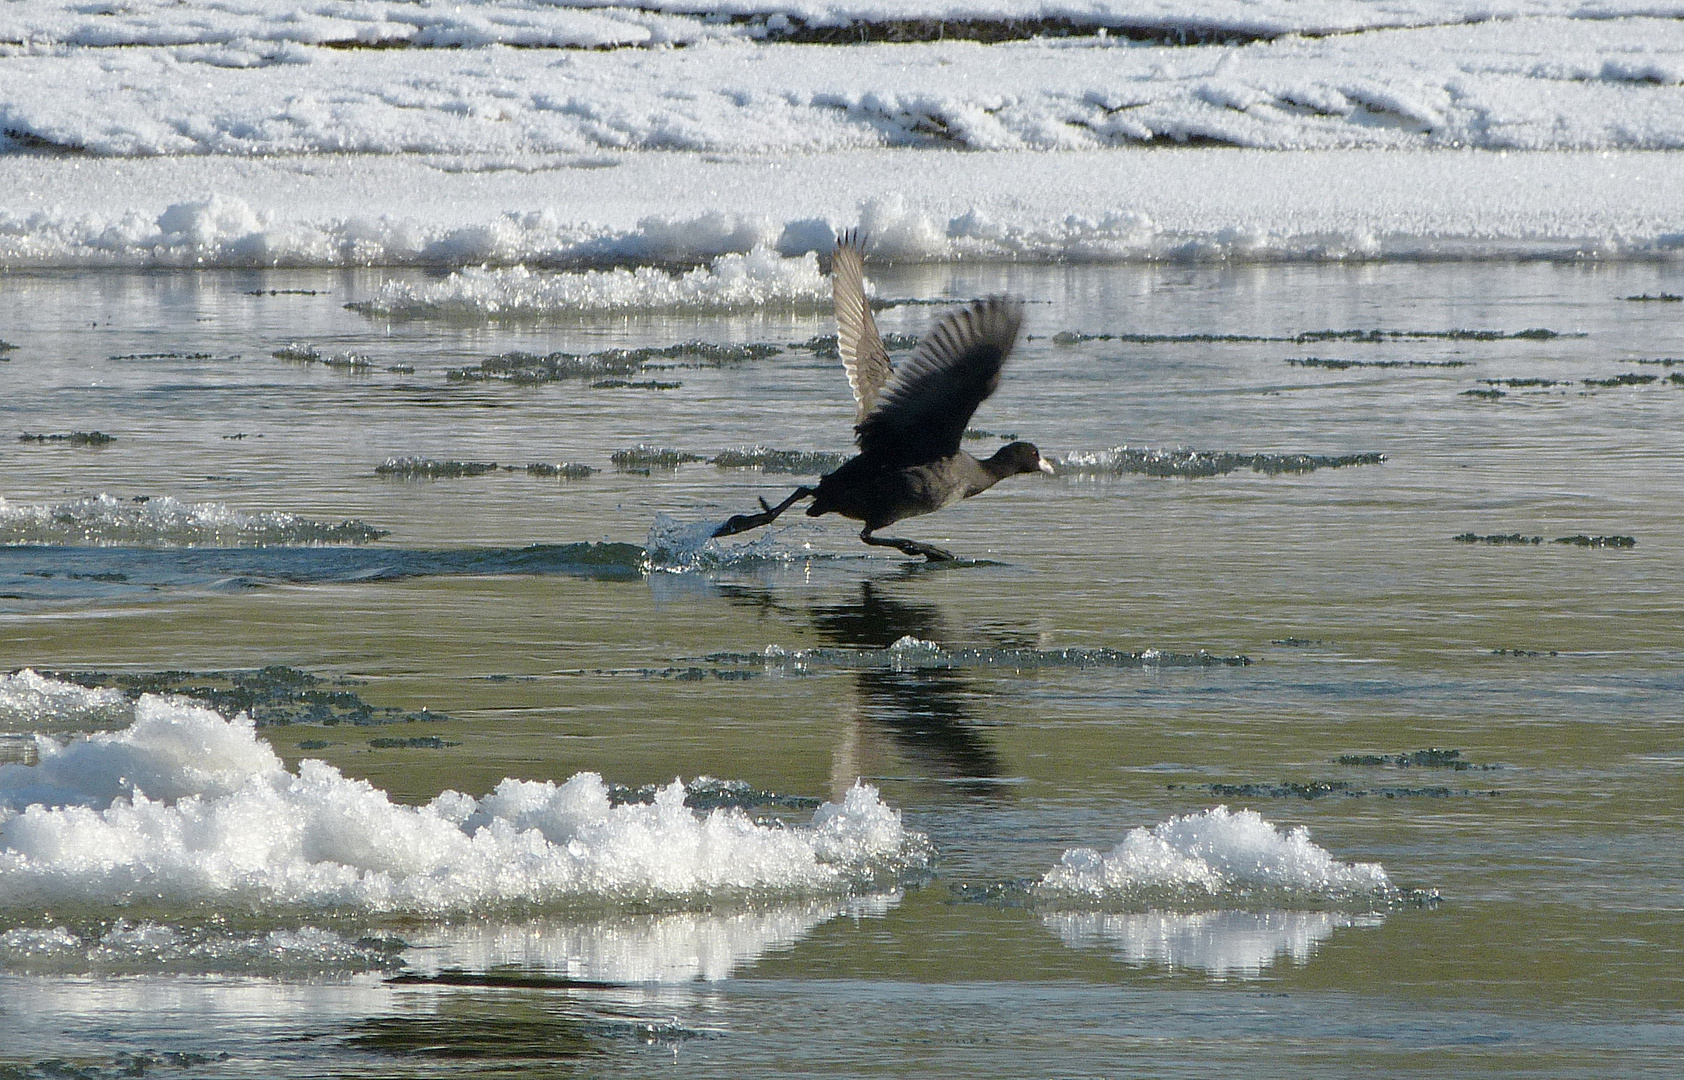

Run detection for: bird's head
[[989, 441, 1056, 477]]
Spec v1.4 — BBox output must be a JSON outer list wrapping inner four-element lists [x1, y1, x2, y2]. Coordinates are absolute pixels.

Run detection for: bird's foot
[[712, 487, 815, 539], [862, 532, 957, 562]]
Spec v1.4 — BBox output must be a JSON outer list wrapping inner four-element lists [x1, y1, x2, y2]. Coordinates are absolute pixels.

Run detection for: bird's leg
[[860, 527, 956, 562], [712, 486, 816, 539]]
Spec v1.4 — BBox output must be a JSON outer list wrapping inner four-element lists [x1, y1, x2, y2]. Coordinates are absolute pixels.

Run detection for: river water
[[1, 260, 1680, 1077]]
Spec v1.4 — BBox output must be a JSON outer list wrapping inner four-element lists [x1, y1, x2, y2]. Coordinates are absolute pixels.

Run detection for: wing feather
[[832, 230, 892, 422], [855, 297, 1023, 465]]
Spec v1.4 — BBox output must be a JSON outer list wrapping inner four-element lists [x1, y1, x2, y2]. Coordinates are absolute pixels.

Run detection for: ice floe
[[0, 681, 925, 912], [1034, 805, 1392, 904]]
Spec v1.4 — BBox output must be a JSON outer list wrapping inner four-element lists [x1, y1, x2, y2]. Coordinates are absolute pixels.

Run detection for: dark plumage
[[713, 231, 1052, 561]]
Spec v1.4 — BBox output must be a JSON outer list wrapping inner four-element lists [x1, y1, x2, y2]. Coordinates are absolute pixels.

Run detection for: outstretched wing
[[832, 229, 892, 423], [855, 297, 1023, 466]]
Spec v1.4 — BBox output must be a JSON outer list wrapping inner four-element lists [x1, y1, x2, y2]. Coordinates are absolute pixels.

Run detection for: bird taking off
[[711, 230, 1053, 561]]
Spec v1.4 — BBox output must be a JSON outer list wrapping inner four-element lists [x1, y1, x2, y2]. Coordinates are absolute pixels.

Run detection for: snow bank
[[0, 684, 922, 912], [1, 149, 1679, 270], [1034, 806, 1392, 903]]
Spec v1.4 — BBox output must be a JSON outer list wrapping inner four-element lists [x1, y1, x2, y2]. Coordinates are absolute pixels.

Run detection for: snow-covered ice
[[0, 2, 1680, 269]]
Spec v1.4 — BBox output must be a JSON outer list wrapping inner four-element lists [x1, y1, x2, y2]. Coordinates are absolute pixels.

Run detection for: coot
[[713, 231, 1052, 561]]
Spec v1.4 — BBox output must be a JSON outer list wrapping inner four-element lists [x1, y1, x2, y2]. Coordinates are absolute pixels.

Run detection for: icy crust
[[0, 671, 132, 733], [1045, 909, 1379, 979], [0, 494, 386, 547], [0, 691, 924, 913], [352, 251, 829, 317], [1034, 806, 1392, 905]]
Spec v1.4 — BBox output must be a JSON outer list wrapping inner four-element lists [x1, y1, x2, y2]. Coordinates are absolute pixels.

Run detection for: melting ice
[[1035, 805, 1392, 904]]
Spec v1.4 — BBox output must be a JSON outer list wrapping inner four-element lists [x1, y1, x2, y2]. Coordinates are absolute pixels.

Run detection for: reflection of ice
[[406, 895, 900, 984], [1045, 910, 1382, 980]]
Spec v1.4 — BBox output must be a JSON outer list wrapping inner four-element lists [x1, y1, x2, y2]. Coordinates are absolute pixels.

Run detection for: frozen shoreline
[[1, 148, 1680, 269]]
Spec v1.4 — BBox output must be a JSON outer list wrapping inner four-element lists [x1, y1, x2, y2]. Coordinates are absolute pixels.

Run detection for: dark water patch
[[339, 1011, 600, 1061], [1176, 781, 1499, 799], [710, 446, 848, 474], [1055, 446, 1385, 478], [108, 351, 226, 361], [594, 666, 764, 683], [272, 343, 374, 370], [0, 340, 15, 352], [607, 777, 822, 811], [788, 331, 919, 359], [17, 431, 115, 446], [245, 288, 325, 296], [1334, 748, 1499, 771], [1491, 648, 1559, 657], [0, 542, 647, 603], [368, 736, 459, 749], [297, 739, 331, 750], [1553, 534, 1636, 548], [40, 666, 445, 729], [1582, 373, 1656, 387], [708, 640, 1250, 674], [964, 427, 1019, 441], [1270, 637, 1327, 646], [1461, 388, 1504, 400], [1481, 377, 1562, 387], [1055, 328, 1561, 346], [590, 378, 681, 389], [1454, 532, 1540, 544], [1672, 373, 1684, 386], [1632, 357, 1684, 366], [1287, 357, 1469, 369], [612, 445, 705, 471], [385, 363, 415, 374], [1624, 292, 1683, 301]]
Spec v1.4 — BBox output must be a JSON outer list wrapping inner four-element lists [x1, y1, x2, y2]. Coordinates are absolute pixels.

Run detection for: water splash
[[0, 495, 386, 547]]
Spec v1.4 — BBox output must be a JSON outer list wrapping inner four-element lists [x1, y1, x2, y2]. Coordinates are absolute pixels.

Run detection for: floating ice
[[0, 670, 132, 733], [351, 250, 828, 318], [1035, 805, 1392, 903], [1045, 909, 1380, 979], [0, 494, 387, 547], [0, 684, 923, 913], [1054, 447, 1385, 479]]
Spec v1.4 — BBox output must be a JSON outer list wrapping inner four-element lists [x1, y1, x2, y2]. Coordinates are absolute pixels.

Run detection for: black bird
[[712, 231, 1053, 561]]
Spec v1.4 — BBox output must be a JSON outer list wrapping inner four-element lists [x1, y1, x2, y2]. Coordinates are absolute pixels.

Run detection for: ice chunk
[[0, 687, 923, 912], [1035, 805, 1392, 903]]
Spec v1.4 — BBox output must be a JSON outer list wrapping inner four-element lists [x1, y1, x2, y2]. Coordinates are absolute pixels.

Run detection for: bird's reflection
[[809, 581, 1003, 799]]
